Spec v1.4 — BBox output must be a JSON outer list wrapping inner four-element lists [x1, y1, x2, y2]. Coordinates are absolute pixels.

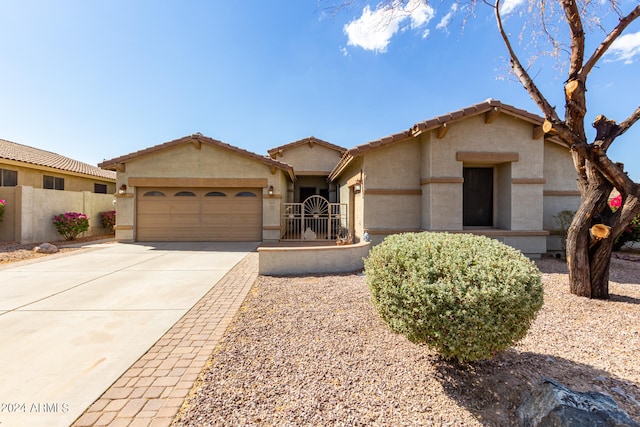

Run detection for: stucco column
[[113, 192, 135, 241]]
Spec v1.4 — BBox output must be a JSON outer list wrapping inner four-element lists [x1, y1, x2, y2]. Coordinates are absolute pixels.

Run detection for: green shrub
[[364, 232, 543, 363]]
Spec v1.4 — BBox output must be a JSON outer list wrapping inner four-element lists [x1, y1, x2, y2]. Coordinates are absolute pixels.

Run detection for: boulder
[[518, 378, 640, 427], [33, 243, 59, 254]]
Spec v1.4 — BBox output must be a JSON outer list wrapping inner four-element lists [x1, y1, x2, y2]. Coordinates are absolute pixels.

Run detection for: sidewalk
[[72, 251, 258, 427]]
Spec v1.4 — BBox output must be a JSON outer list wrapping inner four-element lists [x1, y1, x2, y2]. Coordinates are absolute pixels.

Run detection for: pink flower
[[609, 195, 622, 209]]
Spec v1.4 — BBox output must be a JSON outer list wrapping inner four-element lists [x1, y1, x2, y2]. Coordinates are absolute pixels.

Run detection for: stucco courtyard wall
[[258, 241, 371, 275], [0, 185, 115, 243]]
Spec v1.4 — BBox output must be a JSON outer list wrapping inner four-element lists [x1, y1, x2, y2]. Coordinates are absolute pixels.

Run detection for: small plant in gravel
[[364, 232, 543, 363], [52, 212, 89, 240], [0, 199, 5, 222], [99, 210, 116, 232]]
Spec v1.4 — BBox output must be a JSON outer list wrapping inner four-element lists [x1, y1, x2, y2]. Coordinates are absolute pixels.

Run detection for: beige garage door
[[136, 187, 262, 241]]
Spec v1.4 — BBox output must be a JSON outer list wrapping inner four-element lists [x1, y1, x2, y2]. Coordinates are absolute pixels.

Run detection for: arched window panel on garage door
[[205, 191, 227, 197], [235, 191, 257, 197], [175, 191, 196, 196], [143, 191, 165, 197]]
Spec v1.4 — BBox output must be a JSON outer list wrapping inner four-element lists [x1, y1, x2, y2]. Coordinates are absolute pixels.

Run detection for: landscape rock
[[33, 243, 59, 254], [518, 378, 640, 427]]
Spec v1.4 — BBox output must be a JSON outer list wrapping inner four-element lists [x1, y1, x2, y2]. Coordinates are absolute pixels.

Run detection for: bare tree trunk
[[567, 228, 613, 299], [589, 240, 613, 299], [566, 178, 613, 299]]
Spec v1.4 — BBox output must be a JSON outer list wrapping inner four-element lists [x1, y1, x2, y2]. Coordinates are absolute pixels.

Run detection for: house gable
[[329, 99, 561, 181], [268, 136, 345, 175], [100, 134, 294, 181]]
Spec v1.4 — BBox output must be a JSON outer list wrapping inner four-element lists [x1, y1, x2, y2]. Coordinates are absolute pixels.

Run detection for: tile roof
[[267, 136, 346, 157], [0, 138, 116, 181], [99, 133, 295, 180], [329, 99, 558, 181]]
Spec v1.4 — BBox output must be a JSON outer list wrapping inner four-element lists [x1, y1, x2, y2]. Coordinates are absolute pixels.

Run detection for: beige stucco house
[[99, 134, 295, 242], [328, 99, 581, 256], [0, 138, 117, 243], [100, 100, 580, 257]]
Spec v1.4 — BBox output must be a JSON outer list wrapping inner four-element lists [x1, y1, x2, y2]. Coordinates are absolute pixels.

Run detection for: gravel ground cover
[[0, 234, 115, 266], [174, 256, 640, 426]]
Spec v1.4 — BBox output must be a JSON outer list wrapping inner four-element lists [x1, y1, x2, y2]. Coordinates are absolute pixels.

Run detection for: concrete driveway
[[0, 241, 258, 427]]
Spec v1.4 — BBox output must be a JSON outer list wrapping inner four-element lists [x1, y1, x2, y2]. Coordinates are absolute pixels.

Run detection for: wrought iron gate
[[281, 195, 347, 241]]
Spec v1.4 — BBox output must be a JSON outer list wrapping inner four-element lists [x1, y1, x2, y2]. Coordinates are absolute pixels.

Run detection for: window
[[0, 168, 17, 187], [143, 191, 165, 197], [43, 175, 64, 190], [235, 191, 257, 197], [205, 191, 227, 197], [175, 191, 196, 196], [463, 167, 493, 227], [94, 183, 108, 194]]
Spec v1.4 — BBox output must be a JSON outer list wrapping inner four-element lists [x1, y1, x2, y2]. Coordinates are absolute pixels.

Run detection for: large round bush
[[365, 232, 543, 362]]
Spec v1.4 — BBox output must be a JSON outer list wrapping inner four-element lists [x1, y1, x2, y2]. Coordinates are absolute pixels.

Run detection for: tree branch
[[572, 141, 637, 195], [561, 0, 585, 80], [617, 105, 640, 136], [580, 4, 640, 79], [494, 0, 558, 122], [594, 106, 640, 152]]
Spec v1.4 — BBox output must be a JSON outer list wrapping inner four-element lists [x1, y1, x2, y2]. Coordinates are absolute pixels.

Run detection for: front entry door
[[463, 167, 493, 227]]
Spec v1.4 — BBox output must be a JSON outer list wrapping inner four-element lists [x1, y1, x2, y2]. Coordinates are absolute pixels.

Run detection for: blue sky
[[1, 1, 639, 180]]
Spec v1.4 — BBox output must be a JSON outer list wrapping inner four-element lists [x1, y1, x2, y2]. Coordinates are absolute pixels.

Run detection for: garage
[[99, 134, 294, 243], [136, 187, 262, 241]]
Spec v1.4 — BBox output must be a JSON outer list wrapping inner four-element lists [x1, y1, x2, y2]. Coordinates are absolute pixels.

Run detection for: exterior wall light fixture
[[118, 184, 127, 194], [268, 185, 274, 195]]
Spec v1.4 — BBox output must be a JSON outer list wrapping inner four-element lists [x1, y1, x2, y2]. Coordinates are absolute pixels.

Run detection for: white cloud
[[499, 0, 525, 15], [406, 0, 434, 28], [436, 3, 457, 31], [343, 0, 435, 53], [608, 31, 640, 64]]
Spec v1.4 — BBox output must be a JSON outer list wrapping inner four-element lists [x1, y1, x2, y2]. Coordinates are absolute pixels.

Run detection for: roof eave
[[99, 134, 296, 180]]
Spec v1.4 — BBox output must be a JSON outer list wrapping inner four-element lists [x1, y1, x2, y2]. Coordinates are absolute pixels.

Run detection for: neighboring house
[[0, 138, 117, 243], [100, 100, 580, 257], [328, 99, 581, 256]]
